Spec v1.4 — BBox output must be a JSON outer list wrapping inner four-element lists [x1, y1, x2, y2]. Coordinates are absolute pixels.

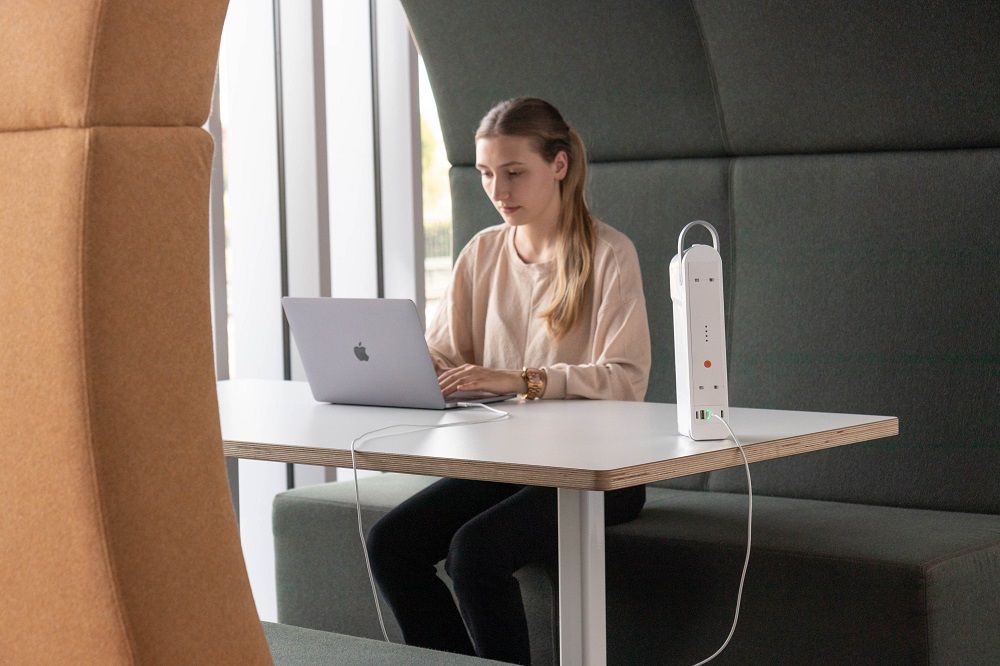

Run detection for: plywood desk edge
[[222, 416, 899, 491], [604, 415, 899, 490]]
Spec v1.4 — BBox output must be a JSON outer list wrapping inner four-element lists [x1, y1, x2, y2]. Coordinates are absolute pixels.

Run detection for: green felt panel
[[710, 149, 1000, 512], [693, 0, 1000, 154], [402, 0, 725, 165]]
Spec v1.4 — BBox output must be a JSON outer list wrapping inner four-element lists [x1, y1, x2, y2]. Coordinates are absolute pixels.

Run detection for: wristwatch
[[521, 367, 547, 400]]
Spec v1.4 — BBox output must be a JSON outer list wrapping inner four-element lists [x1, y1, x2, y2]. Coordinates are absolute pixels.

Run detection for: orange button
[[704, 360, 712, 368]]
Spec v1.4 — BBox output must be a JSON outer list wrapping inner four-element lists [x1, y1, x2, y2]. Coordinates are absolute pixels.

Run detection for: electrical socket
[[670, 225, 730, 440]]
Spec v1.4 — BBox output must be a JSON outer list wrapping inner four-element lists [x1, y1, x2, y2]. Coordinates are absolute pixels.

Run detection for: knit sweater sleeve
[[542, 239, 651, 402]]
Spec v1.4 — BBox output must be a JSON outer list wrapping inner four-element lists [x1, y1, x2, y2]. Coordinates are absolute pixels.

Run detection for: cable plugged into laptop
[[456, 402, 509, 411], [280, 297, 516, 410], [671, 221, 753, 665]]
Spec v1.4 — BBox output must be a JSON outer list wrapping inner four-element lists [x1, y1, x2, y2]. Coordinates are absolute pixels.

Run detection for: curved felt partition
[[0, 2, 270, 662], [406, 0, 1000, 164], [403, 0, 725, 165]]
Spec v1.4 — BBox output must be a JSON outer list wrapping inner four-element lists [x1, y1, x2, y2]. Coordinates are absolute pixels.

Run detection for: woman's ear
[[553, 150, 569, 181]]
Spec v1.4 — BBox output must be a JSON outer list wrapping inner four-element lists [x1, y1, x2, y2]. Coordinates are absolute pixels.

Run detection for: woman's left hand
[[438, 364, 525, 397]]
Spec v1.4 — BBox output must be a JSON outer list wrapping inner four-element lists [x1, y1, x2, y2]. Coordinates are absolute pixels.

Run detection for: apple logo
[[354, 342, 369, 362]]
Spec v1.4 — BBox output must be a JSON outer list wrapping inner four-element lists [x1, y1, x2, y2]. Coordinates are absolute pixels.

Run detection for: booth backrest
[[0, 2, 270, 662], [403, 0, 1000, 514]]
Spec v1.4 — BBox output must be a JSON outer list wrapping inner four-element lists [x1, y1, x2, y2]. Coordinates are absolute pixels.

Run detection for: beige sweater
[[426, 221, 651, 401]]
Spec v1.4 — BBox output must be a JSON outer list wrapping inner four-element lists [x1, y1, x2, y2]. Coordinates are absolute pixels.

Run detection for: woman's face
[[475, 135, 567, 229]]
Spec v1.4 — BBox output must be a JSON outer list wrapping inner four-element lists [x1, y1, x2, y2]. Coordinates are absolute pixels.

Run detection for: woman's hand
[[437, 363, 526, 397]]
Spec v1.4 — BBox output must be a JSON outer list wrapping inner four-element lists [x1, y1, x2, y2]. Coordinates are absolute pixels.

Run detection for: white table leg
[[557, 488, 606, 666]]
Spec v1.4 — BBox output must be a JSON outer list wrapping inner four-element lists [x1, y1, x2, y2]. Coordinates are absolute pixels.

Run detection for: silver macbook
[[281, 297, 517, 409]]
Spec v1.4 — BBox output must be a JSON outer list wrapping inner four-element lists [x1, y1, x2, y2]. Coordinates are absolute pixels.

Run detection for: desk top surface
[[218, 379, 898, 490]]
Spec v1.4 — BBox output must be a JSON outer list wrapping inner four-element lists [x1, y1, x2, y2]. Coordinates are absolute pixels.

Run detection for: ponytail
[[539, 127, 595, 340]]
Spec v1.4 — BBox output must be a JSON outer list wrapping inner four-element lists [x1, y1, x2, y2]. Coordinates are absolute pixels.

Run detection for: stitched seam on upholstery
[[450, 145, 1000, 170], [275, 495, 397, 511], [704, 158, 731, 509], [0, 124, 199, 133], [640, 502, 1000, 568], [638, 537, 927, 571], [83, 1, 106, 126], [688, 0, 732, 155], [722, 159, 736, 496], [78, 129, 136, 664], [80, 2, 139, 659], [725, 159, 735, 365], [447, 140, 1000, 167], [922, 540, 1000, 572], [921, 570, 933, 666], [447, 142, 1000, 169]]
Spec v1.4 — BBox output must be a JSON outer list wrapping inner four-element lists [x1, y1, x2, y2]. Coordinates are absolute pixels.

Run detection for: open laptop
[[281, 297, 517, 409]]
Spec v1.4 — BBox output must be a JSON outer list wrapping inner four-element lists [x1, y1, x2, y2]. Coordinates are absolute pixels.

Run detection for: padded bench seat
[[607, 487, 1000, 664], [263, 621, 506, 665], [274, 474, 1000, 665]]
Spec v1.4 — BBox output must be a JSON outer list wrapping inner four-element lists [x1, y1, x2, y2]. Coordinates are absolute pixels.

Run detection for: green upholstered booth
[[273, 1, 1000, 664], [263, 621, 506, 666]]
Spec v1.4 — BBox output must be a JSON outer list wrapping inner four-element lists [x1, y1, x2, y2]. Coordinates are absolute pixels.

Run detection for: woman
[[366, 97, 651, 664]]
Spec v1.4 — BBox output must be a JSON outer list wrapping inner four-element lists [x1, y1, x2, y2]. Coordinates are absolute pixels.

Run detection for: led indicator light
[[704, 360, 712, 368]]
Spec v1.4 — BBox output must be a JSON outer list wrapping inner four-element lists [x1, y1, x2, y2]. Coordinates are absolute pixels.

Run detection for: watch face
[[524, 368, 545, 399]]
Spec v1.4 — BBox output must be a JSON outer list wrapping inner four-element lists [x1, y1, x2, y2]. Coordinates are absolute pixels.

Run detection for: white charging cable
[[349, 403, 511, 642], [349, 404, 750, 657], [691, 413, 753, 666]]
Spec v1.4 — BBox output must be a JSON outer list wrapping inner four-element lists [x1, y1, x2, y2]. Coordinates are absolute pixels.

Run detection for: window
[[419, 56, 453, 324], [209, 0, 429, 621]]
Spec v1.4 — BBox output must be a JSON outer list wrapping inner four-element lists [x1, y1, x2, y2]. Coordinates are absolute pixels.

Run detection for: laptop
[[281, 297, 517, 409]]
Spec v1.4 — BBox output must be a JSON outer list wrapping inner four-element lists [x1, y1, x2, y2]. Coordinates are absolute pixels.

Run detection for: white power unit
[[670, 220, 730, 440]]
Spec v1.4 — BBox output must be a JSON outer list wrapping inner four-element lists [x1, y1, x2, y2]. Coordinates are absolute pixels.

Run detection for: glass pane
[[418, 56, 453, 326]]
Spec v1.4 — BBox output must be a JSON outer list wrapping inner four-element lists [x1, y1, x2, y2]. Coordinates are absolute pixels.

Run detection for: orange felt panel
[[79, 126, 269, 663], [0, 126, 270, 663], [1, 1, 273, 661], [0, 0, 229, 130], [0, 128, 134, 664]]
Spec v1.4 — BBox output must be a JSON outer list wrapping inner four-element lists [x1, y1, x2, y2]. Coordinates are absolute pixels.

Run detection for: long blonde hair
[[475, 97, 596, 340]]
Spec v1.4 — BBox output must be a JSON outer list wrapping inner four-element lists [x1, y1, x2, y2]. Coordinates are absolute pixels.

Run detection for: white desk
[[219, 379, 898, 665]]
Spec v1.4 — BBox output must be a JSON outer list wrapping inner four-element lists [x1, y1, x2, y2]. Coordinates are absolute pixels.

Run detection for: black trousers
[[365, 478, 646, 664]]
